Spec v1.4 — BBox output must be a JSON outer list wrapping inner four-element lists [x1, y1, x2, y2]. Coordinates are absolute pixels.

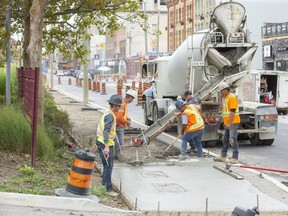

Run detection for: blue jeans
[[97, 141, 114, 192], [115, 125, 124, 153], [181, 128, 204, 157], [221, 123, 239, 159]]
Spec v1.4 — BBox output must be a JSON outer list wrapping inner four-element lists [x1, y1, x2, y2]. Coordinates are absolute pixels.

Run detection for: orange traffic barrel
[[101, 82, 107, 95], [131, 81, 136, 90], [96, 81, 100, 92], [136, 88, 143, 106], [58, 76, 61, 84], [117, 84, 122, 96], [138, 82, 142, 93], [68, 78, 72, 85], [92, 81, 96, 91], [65, 150, 96, 195]]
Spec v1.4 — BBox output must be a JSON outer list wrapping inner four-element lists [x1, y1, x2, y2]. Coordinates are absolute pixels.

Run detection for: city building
[[262, 22, 288, 71], [105, 0, 168, 79], [166, 0, 227, 53]]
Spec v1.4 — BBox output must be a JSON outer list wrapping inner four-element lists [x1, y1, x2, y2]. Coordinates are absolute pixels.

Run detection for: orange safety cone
[[65, 150, 96, 195], [101, 82, 107, 95]]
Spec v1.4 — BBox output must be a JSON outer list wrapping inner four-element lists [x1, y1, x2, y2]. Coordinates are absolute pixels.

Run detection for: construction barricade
[[65, 150, 96, 195], [96, 81, 100, 92], [101, 82, 107, 95]]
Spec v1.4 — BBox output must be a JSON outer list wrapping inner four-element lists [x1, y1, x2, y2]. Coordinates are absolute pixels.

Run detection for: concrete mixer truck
[[141, 1, 278, 146]]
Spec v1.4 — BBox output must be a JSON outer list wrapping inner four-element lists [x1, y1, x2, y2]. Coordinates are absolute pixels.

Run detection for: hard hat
[[218, 82, 229, 91], [175, 100, 186, 109], [107, 94, 122, 106], [126, 89, 137, 98]]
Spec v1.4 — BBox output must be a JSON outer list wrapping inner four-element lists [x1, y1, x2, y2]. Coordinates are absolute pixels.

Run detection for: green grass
[[0, 66, 18, 103]]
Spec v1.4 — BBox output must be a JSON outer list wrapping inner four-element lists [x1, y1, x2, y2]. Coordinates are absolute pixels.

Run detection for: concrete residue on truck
[[141, 1, 278, 147]]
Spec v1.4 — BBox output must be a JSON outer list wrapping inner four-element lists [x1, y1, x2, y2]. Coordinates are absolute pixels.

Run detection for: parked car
[[77, 72, 92, 80], [57, 70, 64, 76]]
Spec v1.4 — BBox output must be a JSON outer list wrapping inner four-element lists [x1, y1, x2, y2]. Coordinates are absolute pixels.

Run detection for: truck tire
[[250, 134, 265, 145], [263, 139, 274, 146], [201, 140, 217, 148], [144, 102, 153, 126]]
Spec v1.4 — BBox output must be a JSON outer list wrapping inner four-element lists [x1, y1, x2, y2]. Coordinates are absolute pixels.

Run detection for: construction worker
[[115, 89, 137, 159], [175, 100, 204, 160], [214, 82, 240, 164], [90, 94, 122, 197], [182, 90, 201, 152], [183, 90, 201, 109]]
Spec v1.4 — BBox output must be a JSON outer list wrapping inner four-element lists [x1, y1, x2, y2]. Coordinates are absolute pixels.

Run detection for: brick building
[[262, 22, 288, 71]]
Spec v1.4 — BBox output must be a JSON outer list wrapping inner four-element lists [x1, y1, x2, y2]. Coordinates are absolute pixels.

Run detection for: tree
[[0, 0, 145, 123]]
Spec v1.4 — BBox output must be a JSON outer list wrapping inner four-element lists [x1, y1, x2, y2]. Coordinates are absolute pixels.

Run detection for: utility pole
[[49, 52, 54, 89], [83, 30, 90, 105], [144, 0, 148, 59], [5, 3, 11, 105], [156, 6, 160, 57]]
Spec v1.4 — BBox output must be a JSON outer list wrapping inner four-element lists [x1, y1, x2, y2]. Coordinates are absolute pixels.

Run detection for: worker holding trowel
[[90, 94, 122, 197], [175, 100, 204, 160], [115, 89, 137, 160]]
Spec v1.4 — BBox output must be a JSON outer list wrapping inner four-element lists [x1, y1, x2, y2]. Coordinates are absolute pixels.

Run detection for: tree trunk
[[26, 0, 48, 125]]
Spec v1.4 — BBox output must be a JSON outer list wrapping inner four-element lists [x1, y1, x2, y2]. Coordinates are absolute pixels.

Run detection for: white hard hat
[[218, 82, 229, 91], [126, 89, 137, 98]]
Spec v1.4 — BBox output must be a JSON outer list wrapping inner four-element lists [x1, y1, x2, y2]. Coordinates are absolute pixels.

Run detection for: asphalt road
[[50, 75, 288, 184]]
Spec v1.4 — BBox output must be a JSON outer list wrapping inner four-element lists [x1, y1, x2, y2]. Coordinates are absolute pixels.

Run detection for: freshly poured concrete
[[112, 158, 288, 212]]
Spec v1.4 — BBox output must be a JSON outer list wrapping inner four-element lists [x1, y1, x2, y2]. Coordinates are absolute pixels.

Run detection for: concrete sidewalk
[[111, 157, 288, 214]]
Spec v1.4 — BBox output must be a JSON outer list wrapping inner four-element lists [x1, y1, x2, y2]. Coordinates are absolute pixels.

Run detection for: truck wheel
[[144, 102, 153, 126], [263, 139, 274, 146], [201, 141, 217, 148], [250, 134, 265, 145]]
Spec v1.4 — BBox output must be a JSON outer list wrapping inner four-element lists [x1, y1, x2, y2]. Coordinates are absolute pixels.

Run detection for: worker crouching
[[175, 100, 204, 160]]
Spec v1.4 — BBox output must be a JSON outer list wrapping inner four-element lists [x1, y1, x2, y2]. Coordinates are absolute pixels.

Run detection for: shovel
[[161, 134, 182, 157]]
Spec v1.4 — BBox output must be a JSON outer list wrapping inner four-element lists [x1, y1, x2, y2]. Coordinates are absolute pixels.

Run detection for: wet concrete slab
[[112, 157, 288, 212]]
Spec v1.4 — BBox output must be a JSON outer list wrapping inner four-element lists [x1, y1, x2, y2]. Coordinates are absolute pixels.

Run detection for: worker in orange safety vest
[[175, 100, 204, 160], [214, 82, 240, 164], [115, 89, 137, 159]]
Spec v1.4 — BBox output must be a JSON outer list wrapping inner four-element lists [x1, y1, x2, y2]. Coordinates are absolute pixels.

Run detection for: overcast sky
[[236, 0, 288, 69]]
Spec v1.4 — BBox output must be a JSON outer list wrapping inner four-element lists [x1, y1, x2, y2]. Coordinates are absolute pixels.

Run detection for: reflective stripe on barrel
[[65, 150, 95, 196]]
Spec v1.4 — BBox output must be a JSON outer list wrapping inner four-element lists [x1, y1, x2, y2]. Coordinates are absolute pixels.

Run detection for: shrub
[[0, 105, 56, 159]]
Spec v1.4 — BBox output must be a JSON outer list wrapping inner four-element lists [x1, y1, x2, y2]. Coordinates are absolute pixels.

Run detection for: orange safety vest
[[116, 99, 129, 128], [222, 93, 240, 125], [97, 110, 116, 146], [182, 104, 204, 132]]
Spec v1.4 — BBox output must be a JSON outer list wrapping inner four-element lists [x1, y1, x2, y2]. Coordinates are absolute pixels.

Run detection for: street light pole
[[156, 7, 160, 57], [144, 0, 148, 59]]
